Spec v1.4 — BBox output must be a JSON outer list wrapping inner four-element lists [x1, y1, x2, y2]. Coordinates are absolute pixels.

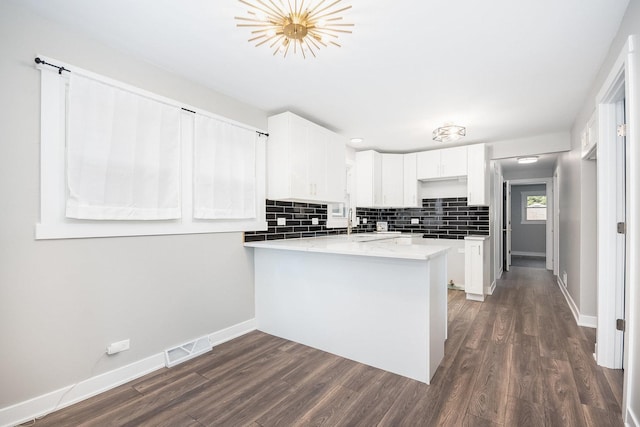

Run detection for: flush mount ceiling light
[[517, 156, 539, 164], [432, 124, 466, 143], [350, 137, 364, 144], [235, 0, 354, 58]]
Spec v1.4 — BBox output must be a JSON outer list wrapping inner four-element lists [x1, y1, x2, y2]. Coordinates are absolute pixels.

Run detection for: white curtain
[[193, 114, 256, 219], [66, 74, 182, 220]]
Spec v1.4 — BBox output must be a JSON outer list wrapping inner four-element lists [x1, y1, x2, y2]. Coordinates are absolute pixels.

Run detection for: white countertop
[[244, 234, 450, 260]]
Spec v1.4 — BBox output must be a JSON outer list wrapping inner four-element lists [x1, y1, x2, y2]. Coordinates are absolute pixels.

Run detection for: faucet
[[347, 208, 353, 236]]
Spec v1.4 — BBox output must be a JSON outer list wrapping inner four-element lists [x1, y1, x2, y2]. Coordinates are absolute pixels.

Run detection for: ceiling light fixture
[[432, 124, 466, 143], [235, 0, 354, 58], [350, 137, 364, 144], [517, 156, 539, 164]]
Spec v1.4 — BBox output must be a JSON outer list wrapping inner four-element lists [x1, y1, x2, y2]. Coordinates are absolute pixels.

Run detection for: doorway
[[500, 177, 554, 272]]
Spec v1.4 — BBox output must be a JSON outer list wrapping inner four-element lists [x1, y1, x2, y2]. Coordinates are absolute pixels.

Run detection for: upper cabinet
[[356, 151, 406, 208], [381, 154, 404, 207], [416, 146, 468, 180], [267, 112, 346, 203], [466, 143, 488, 205], [403, 153, 419, 208], [355, 150, 382, 207]]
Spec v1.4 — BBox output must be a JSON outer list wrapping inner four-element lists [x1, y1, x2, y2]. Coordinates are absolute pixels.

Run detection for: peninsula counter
[[245, 235, 449, 384]]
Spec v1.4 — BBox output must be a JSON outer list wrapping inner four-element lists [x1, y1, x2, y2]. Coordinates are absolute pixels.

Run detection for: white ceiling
[[17, 0, 629, 152]]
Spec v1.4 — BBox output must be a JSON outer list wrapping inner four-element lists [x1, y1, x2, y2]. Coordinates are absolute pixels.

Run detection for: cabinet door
[[289, 116, 312, 199], [416, 150, 441, 180], [381, 154, 404, 206], [307, 124, 329, 201], [440, 146, 468, 178], [466, 144, 487, 205], [403, 153, 419, 207], [464, 241, 483, 294], [325, 133, 347, 203], [355, 150, 375, 207]]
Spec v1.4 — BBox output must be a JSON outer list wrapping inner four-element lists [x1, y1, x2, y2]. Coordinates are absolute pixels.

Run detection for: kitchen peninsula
[[245, 234, 449, 384]]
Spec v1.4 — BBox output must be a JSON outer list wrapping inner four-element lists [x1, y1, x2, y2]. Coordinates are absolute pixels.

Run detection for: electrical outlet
[[311, 217, 319, 225], [107, 339, 130, 355], [411, 218, 419, 225], [277, 217, 286, 226], [362, 218, 367, 224], [562, 272, 568, 286]]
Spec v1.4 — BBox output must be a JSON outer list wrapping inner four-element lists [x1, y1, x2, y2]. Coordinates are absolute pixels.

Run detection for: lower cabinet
[[464, 236, 489, 301]]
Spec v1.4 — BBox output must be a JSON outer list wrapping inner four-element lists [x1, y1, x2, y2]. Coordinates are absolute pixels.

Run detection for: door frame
[[594, 35, 637, 422], [506, 178, 554, 271]]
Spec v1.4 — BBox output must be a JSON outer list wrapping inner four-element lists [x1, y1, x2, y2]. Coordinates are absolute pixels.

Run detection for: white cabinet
[[356, 150, 382, 207], [356, 151, 405, 207], [381, 154, 404, 207], [267, 112, 346, 203], [416, 146, 468, 180], [403, 153, 419, 207], [464, 236, 489, 301], [466, 143, 488, 205]]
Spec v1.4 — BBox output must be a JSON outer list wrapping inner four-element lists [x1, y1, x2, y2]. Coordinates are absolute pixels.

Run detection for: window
[[521, 191, 547, 224], [36, 56, 267, 239], [326, 162, 356, 228]]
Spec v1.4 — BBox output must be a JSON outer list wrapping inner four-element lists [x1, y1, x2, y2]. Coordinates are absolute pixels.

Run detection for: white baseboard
[[0, 319, 257, 427], [556, 277, 597, 328], [512, 251, 546, 257], [627, 406, 639, 427], [466, 293, 485, 302], [485, 279, 496, 296], [209, 318, 257, 347]]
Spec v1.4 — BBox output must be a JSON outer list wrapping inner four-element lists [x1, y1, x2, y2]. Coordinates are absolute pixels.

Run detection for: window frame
[[520, 190, 547, 225], [36, 56, 267, 240]]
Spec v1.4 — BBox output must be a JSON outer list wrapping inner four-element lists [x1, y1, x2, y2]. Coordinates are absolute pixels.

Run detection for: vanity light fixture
[[517, 156, 539, 164], [432, 124, 466, 143], [235, 0, 354, 58]]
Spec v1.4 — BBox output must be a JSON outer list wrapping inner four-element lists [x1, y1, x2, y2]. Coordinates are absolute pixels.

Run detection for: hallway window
[[522, 191, 547, 223]]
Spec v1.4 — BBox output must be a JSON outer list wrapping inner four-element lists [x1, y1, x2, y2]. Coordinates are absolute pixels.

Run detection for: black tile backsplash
[[244, 200, 347, 242], [244, 198, 489, 242]]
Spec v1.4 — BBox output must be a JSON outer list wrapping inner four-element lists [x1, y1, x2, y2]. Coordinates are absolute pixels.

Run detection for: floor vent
[[164, 336, 212, 368]]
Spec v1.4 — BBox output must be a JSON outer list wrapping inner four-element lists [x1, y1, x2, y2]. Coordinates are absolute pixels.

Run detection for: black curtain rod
[[256, 131, 269, 137], [34, 57, 69, 75]]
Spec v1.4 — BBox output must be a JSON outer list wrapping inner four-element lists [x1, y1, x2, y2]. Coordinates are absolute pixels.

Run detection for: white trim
[[486, 279, 497, 296], [595, 40, 629, 370], [208, 318, 257, 347], [466, 293, 485, 302], [0, 319, 256, 427], [557, 277, 597, 328], [512, 251, 546, 257], [508, 178, 554, 270], [628, 407, 639, 427]]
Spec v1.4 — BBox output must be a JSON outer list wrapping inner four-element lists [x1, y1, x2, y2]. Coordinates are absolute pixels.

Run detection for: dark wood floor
[[511, 255, 546, 269], [29, 267, 624, 426]]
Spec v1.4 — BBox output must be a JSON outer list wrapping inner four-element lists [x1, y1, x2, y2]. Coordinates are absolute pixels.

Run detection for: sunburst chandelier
[[235, 0, 354, 58]]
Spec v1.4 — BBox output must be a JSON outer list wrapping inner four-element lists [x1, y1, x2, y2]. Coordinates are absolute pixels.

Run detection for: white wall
[[0, 1, 266, 410], [558, 0, 640, 423], [489, 132, 570, 159]]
